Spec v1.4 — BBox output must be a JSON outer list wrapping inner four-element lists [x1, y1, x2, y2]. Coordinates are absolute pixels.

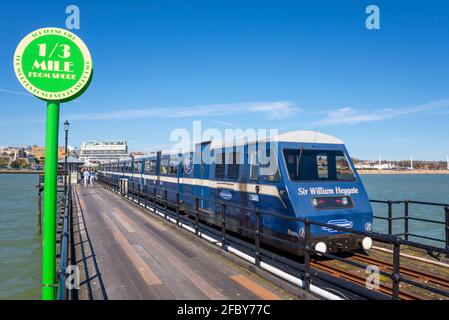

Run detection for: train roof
[[210, 130, 344, 149], [115, 130, 344, 162]]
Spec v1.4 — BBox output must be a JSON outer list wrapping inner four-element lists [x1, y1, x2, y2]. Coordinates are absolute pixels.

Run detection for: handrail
[[370, 198, 449, 252], [99, 174, 449, 300], [56, 185, 71, 300]]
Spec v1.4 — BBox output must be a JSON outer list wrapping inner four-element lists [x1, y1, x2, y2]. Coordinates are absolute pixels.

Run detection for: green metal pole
[[42, 101, 60, 300]]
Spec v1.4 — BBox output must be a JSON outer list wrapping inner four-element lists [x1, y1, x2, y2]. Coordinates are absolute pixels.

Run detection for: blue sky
[[1, 0, 449, 160]]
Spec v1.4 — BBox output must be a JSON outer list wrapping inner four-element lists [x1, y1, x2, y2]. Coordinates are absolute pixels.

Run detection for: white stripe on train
[[101, 171, 281, 198]]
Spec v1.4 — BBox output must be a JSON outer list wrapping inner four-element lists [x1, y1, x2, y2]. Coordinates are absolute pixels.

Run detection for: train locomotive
[[99, 130, 373, 255]]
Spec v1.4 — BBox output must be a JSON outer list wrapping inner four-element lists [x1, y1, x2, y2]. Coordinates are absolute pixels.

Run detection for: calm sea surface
[[0, 174, 40, 300], [0, 173, 448, 299], [360, 174, 449, 247]]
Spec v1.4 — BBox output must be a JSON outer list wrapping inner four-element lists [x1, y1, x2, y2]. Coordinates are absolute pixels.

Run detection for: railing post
[[404, 200, 409, 241], [153, 187, 156, 208], [388, 201, 393, 236], [221, 202, 226, 250], [255, 209, 260, 267], [392, 237, 401, 300], [137, 183, 141, 205], [164, 189, 168, 219], [445, 206, 449, 258], [37, 189, 42, 235], [144, 185, 148, 209], [303, 219, 311, 292], [194, 197, 199, 236], [175, 193, 180, 226], [132, 182, 136, 202]]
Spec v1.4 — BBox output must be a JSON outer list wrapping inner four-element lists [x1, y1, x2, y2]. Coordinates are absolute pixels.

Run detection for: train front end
[[279, 136, 373, 254]]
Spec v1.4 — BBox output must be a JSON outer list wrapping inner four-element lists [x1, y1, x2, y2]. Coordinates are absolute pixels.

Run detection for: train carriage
[[99, 130, 373, 255]]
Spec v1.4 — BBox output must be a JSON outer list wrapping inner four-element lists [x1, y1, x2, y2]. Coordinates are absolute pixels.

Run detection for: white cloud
[[66, 101, 299, 121], [313, 99, 449, 126], [0, 88, 32, 97]]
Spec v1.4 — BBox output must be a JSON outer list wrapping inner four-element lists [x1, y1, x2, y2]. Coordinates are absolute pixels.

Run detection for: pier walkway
[[70, 184, 298, 300]]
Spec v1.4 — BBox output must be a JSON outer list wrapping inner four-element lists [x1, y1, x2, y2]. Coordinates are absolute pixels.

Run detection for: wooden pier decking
[[70, 184, 299, 300]]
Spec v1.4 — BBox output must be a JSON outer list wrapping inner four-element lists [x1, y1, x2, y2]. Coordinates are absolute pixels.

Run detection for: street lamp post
[[64, 120, 70, 193]]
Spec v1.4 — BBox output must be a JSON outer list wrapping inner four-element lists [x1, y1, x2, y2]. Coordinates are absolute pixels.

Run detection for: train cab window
[[215, 153, 225, 179], [160, 158, 169, 175], [317, 153, 329, 179], [145, 160, 156, 174], [336, 154, 355, 180], [169, 158, 179, 175], [227, 152, 240, 179], [249, 151, 259, 180], [283, 149, 355, 181]]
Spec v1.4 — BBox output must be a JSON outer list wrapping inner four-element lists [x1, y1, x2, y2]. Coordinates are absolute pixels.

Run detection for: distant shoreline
[[0, 169, 43, 174], [357, 169, 449, 175]]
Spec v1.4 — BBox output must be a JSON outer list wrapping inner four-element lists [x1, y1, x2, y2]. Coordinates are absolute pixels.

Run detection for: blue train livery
[[99, 130, 373, 255]]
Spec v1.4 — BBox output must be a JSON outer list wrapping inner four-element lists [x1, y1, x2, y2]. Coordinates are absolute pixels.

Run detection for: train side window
[[160, 158, 169, 175], [169, 158, 179, 175], [134, 161, 141, 172], [249, 151, 259, 180], [215, 153, 225, 179], [260, 146, 280, 182], [145, 160, 156, 174], [316, 153, 329, 179], [227, 152, 240, 179], [182, 154, 194, 175]]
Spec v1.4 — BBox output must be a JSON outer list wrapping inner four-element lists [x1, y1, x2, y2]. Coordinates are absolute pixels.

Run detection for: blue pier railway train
[[99, 130, 374, 255]]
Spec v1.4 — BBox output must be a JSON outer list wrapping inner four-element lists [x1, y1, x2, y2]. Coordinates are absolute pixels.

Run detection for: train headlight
[[312, 198, 318, 207], [362, 237, 373, 250], [341, 197, 348, 206], [315, 242, 327, 254]]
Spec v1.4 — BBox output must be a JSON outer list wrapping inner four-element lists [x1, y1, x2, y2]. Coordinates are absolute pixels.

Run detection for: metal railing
[[56, 185, 71, 300], [99, 175, 449, 300], [371, 199, 449, 254]]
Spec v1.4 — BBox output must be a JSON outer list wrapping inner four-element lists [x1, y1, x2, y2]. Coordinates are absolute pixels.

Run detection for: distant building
[[28, 146, 66, 163], [79, 141, 128, 163], [130, 151, 145, 157], [354, 161, 395, 170]]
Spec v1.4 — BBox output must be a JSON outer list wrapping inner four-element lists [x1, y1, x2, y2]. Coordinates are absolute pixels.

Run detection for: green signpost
[[13, 27, 93, 300]]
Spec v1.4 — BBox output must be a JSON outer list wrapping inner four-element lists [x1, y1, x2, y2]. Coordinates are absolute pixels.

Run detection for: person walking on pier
[[83, 169, 90, 187], [89, 170, 96, 187]]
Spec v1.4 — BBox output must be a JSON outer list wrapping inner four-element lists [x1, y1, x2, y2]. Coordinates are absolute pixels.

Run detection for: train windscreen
[[283, 149, 355, 181]]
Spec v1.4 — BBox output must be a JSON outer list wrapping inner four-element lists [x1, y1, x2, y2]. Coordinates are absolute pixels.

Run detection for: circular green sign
[[13, 27, 93, 102]]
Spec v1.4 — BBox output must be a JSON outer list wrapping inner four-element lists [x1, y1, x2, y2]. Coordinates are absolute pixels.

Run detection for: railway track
[[351, 253, 449, 291], [311, 251, 449, 300], [310, 259, 420, 300]]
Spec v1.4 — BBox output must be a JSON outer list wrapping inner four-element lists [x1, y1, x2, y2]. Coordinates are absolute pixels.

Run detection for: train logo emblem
[[322, 219, 353, 233], [219, 190, 232, 201], [249, 193, 259, 202], [365, 222, 373, 232], [183, 154, 193, 175]]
